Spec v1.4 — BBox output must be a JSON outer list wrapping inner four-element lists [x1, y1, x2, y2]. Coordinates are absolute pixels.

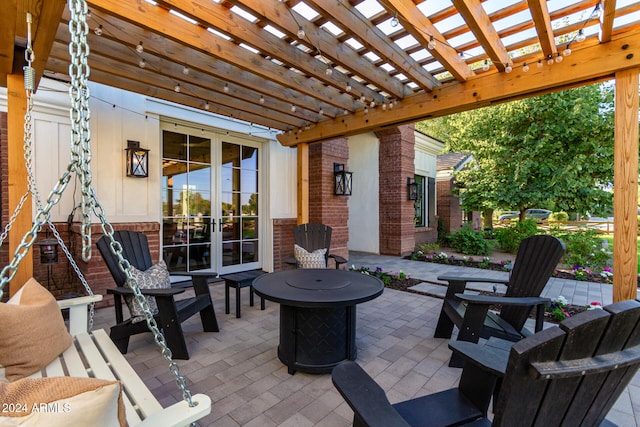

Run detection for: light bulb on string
[[370, 100, 375, 108], [547, 55, 554, 65], [360, 95, 366, 103], [382, 102, 387, 111], [390, 13, 399, 28], [223, 83, 229, 93], [344, 109, 349, 115], [563, 45, 572, 56], [576, 29, 586, 42], [174, 83, 181, 93], [537, 59, 543, 68], [555, 53, 563, 63], [319, 107, 324, 115], [182, 66, 189, 75], [94, 25, 103, 36], [297, 26, 305, 39], [259, 95, 265, 104], [482, 60, 490, 71], [522, 62, 529, 72], [345, 83, 352, 92], [291, 104, 296, 113], [364, 106, 369, 115], [136, 41, 144, 53], [427, 36, 436, 50], [138, 58, 146, 68], [204, 102, 210, 110], [504, 63, 512, 73], [325, 67, 333, 76]]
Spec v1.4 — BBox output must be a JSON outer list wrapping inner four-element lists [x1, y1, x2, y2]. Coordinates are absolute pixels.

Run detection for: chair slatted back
[[97, 231, 154, 288], [493, 300, 640, 427], [293, 223, 332, 256], [499, 235, 565, 331]]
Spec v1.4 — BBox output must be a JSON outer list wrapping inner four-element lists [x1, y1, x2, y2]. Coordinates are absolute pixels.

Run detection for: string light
[[370, 100, 375, 108], [576, 29, 586, 42], [259, 95, 265, 104], [522, 62, 529, 72], [182, 66, 189, 75], [344, 109, 349, 115], [291, 104, 296, 112], [382, 102, 387, 111], [482, 60, 490, 71], [345, 83, 352, 92], [547, 55, 554, 65], [563, 45, 572, 56], [593, 3, 602, 19], [390, 13, 399, 28], [174, 83, 181, 93], [364, 106, 369, 114], [136, 41, 144, 53], [555, 52, 563, 63], [359, 95, 366, 103], [94, 25, 103, 36], [504, 63, 512, 73], [204, 101, 210, 110], [537, 59, 543, 68], [319, 107, 324, 115], [223, 83, 229, 93], [427, 36, 436, 50], [297, 26, 305, 39], [325, 67, 333, 76], [138, 58, 146, 68]]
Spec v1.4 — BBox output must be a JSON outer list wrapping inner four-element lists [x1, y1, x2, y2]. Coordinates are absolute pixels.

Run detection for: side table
[[221, 270, 267, 318]]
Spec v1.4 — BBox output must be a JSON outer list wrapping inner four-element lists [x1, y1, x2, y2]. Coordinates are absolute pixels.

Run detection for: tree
[[417, 84, 615, 218]]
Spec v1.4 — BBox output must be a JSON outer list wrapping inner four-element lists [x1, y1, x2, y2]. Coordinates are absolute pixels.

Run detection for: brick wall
[[375, 125, 416, 256], [308, 138, 349, 267], [437, 178, 463, 234], [272, 218, 297, 271]]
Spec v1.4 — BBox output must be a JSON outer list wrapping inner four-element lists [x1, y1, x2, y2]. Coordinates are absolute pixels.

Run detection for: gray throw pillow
[[124, 260, 171, 323]]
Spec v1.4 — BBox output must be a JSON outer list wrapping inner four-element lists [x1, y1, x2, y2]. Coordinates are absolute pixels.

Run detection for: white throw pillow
[[294, 244, 327, 269], [124, 260, 171, 323]]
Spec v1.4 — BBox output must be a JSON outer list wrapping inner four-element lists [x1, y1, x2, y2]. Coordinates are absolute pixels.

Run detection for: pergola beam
[[278, 30, 640, 145], [527, 0, 557, 58]]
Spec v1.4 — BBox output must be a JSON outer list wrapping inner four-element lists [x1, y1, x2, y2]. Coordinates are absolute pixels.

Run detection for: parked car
[[498, 209, 552, 222]]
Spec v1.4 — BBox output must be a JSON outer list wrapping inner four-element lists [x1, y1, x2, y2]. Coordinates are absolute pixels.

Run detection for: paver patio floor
[[91, 261, 639, 426]]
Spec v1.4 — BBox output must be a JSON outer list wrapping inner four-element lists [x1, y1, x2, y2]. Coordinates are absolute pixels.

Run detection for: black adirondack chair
[[434, 234, 565, 366], [284, 223, 347, 269], [97, 230, 219, 360], [332, 299, 640, 427]]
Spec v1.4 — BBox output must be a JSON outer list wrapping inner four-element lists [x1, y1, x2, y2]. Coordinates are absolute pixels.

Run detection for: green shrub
[[549, 228, 610, 271], [494, 218, 539, 253], [416, 242, 439, 253], [449, 225, 490, 255], [548, 211, 569, 222]]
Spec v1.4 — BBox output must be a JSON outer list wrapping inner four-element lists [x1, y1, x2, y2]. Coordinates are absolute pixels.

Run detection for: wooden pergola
[[2, 0, 639, 301]]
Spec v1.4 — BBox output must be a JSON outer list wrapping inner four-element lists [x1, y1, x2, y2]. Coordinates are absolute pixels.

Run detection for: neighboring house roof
[[436, 152, 472, 172]]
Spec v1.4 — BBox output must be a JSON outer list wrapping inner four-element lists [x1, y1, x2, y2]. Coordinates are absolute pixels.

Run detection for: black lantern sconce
[[407, 177, 419, 200], [334, 163, 353, 196], [125, 140, 150, 178], [37, 232, 59, 265]]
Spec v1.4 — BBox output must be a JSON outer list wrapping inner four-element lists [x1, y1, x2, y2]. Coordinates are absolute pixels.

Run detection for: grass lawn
[[602, 235, 640, 274]]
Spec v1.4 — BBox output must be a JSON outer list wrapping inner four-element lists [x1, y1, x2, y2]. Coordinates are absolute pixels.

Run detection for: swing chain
[[68, 0, 94, 262]]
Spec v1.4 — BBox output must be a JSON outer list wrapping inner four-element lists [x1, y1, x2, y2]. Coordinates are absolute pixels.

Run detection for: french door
[[161, 122, 261, 275]]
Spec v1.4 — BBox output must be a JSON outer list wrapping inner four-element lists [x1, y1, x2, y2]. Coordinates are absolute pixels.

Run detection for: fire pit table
[[252, 269, 384, 374]]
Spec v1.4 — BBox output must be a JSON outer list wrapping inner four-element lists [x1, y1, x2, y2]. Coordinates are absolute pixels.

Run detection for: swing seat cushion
[[0, 278, 72, 382], [124, 260, 171, 323], [0, 376, 127, 426]]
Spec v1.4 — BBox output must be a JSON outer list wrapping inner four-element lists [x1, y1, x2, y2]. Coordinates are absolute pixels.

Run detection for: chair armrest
[[456, 294, 550, 307], [329, 254, 348, 264], [438, 275, 510, 285], [106, 287, 185, 297], [332, 361, 411, 427], [58, 295, 104, 336], [284, 255, 297, 266], [57, 294, 103, 309], [448, 340, 510, 377], [137, 393, 212, 427]]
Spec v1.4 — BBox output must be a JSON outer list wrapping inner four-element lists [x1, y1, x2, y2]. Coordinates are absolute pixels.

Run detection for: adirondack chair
[[332, 299, 640, 427], [434, 234, 565, 366], [97, 230, 219, 360], [284, 223, 348, 269]]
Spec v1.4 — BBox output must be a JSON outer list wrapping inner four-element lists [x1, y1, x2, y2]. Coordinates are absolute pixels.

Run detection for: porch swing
[[0, 1, 211, 425]]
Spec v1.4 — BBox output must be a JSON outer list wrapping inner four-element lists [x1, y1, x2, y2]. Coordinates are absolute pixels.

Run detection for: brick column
[[437, 178, 463, 234], [272, 218, 297, 271], [375, 125, 416, 256], [308, 138, 349, 267]]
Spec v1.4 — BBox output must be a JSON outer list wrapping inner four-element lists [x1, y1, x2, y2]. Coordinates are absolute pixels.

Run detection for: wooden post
[[297, 142, 309, 225], [613, 68, 639, 302], [7, 73, 33, 296]]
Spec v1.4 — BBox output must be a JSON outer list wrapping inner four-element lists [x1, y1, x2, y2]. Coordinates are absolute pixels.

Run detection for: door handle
[[211, 218, 215, 232]]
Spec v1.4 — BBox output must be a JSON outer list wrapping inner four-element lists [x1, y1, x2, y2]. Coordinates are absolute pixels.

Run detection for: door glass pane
[[162, 129, 212, 273], [222, 142, 239, 167], [241, 146, 258, 169]]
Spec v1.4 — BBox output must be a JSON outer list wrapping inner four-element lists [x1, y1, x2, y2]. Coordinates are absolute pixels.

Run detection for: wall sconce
[[125, 140, 150, 178], [37, 233, 59, 265], [334, 163, 353, 196], [407, 177, 419, 200]]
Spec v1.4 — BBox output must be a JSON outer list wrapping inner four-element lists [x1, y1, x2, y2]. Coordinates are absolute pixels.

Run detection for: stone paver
[[88, 255, 637, 426]]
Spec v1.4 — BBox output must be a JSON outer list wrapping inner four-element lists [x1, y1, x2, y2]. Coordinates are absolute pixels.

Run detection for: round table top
[[252, 269, 384, 308]]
